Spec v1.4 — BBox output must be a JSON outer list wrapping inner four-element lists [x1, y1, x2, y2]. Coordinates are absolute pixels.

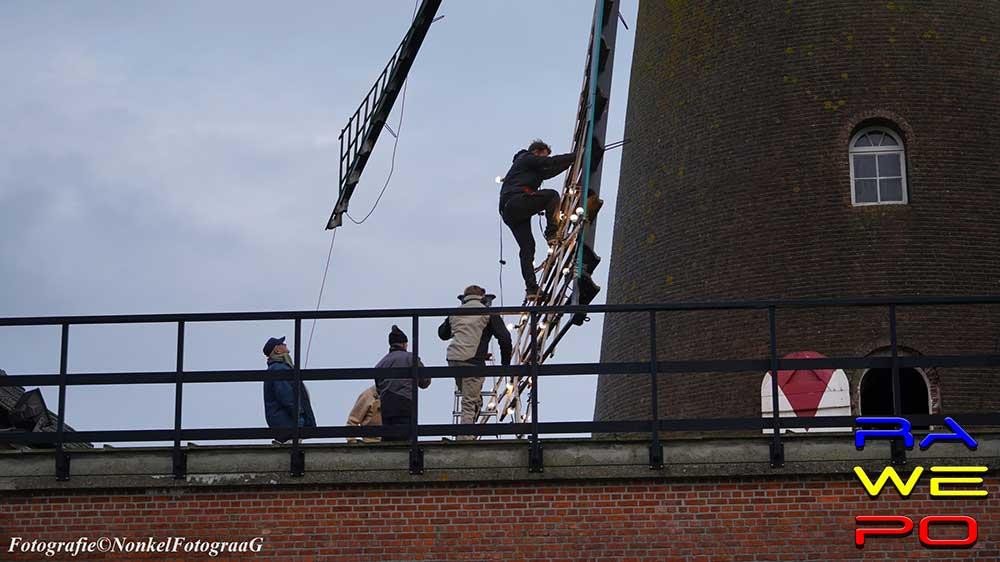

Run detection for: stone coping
[[1, 434, 998, 492]]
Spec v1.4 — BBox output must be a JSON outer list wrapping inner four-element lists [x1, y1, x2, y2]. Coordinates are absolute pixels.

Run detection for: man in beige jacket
[[438, 285, 513, 439], [346, 385, 382, 443]]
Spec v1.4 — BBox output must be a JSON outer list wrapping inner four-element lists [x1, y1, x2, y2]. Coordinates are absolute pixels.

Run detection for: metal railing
[[1, 296, 999, 480]]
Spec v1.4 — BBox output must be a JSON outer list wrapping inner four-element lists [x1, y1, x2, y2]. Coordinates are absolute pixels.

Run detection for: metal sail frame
[[327, 0, 443, 230]]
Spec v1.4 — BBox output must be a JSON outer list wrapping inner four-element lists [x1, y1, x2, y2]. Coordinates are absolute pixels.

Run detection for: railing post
[[768, 306, 785, 468], [409, 315, 424, 474], [55, 323, 70, 481], [290, 318, 305, 477], [528, 312, 543, 473], [648, 311, 664, 469], [172, 321, 187, 479], [889, 304, 907, 466]]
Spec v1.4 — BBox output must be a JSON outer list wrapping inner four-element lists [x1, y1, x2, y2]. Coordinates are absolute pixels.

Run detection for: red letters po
[[855, 515, 978, 548]]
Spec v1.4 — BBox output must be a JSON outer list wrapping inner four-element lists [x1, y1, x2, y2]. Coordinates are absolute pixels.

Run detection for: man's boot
[[586, 193, 604, 222], [544, 226, 559, 244], [525, 287, 548, 302]]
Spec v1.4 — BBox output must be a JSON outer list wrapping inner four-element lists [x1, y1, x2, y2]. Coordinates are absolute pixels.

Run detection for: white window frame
[[849, 127, 908, 206]]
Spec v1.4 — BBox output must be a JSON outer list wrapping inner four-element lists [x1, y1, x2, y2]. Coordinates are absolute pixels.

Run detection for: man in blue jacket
[[262, 336, 316, 444], [499, 140, 575, 300]]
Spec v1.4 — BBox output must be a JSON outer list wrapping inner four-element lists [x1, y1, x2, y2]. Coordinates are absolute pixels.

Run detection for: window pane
[[856, 179, 878, 203], [854, 154, 876, 178], [870, 132, 884, 146], [880, 134, 898, 146], [880, 178, 903, 201], [877, 153, 901, 177], [854, 134, 872, 147]]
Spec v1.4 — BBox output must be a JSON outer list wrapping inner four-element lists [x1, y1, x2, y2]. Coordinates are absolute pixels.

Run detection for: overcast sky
[[0, 0, 637, 445]]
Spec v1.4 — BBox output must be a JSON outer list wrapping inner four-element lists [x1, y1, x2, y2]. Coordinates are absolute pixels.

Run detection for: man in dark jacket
[[374, 325, 430, 442], [438, 285, 513, 437], [499, 139, 575, 300], [262, 336, 317, 444]]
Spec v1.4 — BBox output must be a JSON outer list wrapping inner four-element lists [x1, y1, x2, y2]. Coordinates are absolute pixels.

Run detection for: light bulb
[[569, 188, 576, 195], [495, 176, 503, 184], [576, 207, 585, 215], [562, 267, 570, 275], [569, 214, 579, 223], [547, 247, 554, 254]]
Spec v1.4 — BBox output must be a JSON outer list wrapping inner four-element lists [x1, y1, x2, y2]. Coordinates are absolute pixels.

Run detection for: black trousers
[[380, 392, 413, 442], [501, 190, 560, 292]]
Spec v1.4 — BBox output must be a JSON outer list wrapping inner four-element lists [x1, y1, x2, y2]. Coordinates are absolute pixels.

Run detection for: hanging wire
[[498, 216, 506, 308], [305, 228, 337, 367]]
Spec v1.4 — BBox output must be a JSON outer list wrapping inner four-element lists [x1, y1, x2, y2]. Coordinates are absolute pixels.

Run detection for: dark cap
[[388, 325, 408, 346], [262, 336, 285, 356]]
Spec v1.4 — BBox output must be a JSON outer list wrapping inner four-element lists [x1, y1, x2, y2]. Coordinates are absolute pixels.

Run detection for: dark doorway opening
[[860, 368, 930, 417]]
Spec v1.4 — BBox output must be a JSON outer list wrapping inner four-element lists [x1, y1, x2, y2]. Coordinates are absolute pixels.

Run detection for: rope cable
[[498, 216, 505, 308], [305, 228, 338, 368]]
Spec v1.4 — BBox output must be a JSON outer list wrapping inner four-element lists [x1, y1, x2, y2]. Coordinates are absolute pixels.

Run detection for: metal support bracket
[[409, 447, 425, 475], [891, 440, 907, 466], [172, 450, 187, 480], [290, 448, 305, 477], [55, 451, 71, 481], [769, 441, 785, 468], [648, 443, 664, 470], [528, 441, 544, 473]]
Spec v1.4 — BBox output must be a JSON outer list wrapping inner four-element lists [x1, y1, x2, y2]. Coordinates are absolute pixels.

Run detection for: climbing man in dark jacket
[[374, 325, 431, 442], [262, 336, 317, 444], [499, 139, 575, 300], [438, 285, 513, 438]]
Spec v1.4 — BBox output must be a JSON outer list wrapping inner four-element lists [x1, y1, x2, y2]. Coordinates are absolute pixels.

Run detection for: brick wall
[[2, 475, 998, 561], [595, 1, 1000, 422]]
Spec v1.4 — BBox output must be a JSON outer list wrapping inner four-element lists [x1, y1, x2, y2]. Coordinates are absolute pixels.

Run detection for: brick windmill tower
[[595, 1, 1000, 425]]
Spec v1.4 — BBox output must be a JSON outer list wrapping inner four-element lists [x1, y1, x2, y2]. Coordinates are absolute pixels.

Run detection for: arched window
[[849, 127, 907, 205]]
